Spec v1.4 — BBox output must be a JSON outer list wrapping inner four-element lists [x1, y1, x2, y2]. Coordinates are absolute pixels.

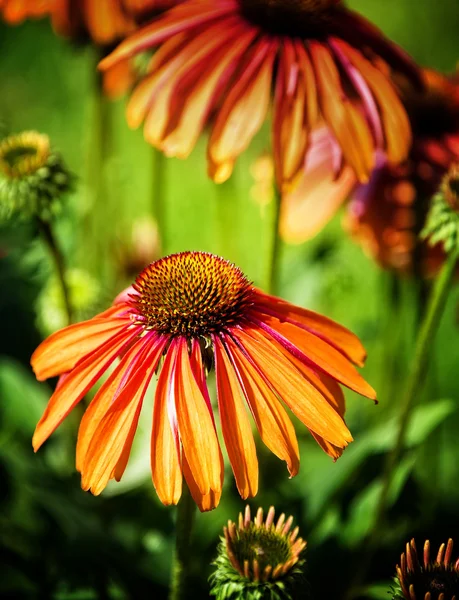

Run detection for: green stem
[[152, 148, 166, 253], [169, 483, 196, 600], [268, 184, 282, 294], [36, 216, 73, 325], [345, 247, 458, 599]]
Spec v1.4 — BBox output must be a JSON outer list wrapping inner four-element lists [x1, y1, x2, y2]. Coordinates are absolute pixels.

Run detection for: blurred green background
[[1, 1, 459, 598]]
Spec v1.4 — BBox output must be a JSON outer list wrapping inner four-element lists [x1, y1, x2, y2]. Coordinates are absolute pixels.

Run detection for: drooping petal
[[31, 316, 132, 381], [254, 289, 367, 366], [33, 328, 139, 452], [253, 315, 376, 399], [309, 41, 374, 182], [223, 334, 299, 477], [233, 327, 352, 448], [99, 0, 236, 71], [208, 38, 276, 183], [182, 454, 222, 512], [151, 338, 183, 506], [174, 337, 222, 496], [76, 332, 160, 472], [213, 335, 258, 499], [81, 334, 167, 495]]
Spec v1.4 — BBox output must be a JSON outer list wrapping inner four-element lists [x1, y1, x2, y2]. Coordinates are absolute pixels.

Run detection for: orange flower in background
[[346, 69, 459, 275], [100, 0, 420, 188], [0, 0, 52, 23], [31, 251, 376, 511]]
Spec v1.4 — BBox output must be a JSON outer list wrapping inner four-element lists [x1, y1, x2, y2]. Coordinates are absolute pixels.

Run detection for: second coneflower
[[99, 0, 420, 189], [31, 251, 376, 511]]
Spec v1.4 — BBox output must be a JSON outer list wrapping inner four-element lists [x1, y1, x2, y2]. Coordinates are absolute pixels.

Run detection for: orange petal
[[224, 335, 299, 477], [279, 127, 356, 244], [233, 328, 353, 448], [182, 454, 222, 512], [33, 329, 138, 452], [81, 335, 166, 495], [174, 338, 222, 496], [255, 315, 376, 399], [254, 290, 367, 367], [208, 40, 276, 183], [309, 41, 374, 183], [76, 334, 159, 472], [99, 1, 234, 71], [31, 316, 131, 381], [82, 0, 135, 45], [151, 339, 183, 506], [213, 336, 258, 499]]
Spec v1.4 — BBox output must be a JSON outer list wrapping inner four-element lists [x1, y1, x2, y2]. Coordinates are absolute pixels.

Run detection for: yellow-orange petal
[[234, 328, 352, 448], [182, 454, 222, 512], [81, 336, 166, 495], [208, 41, 275, 183], [76, 335, 157, 472], [151, 339, 183, 506], [224, 335, 299, 477], [31, 316, 131, 381], [309, 41, 374, 183], [255, 290, 367, 367], [174, 338, 222, 496], [33, 329, 137, 452], [213, 336, 258, 499], [258, 315, 376, 399]]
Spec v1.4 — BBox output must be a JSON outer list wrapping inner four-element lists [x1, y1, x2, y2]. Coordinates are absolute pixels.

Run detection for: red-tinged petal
[[76, 333, 160, 472], [182, 453, 222, 512], [81, 335, 166, 495], [174, 338, 222, 496], [224, 334, 299, 477], [151, 339, 183, 506], [161, 24, 257, 159], [31, 316, 132, 381], [254, 289, 367, 367], [33, 328, 139, 452], [280, 128, 356, 243], [208, 39, 276, 183], [99, 0, 236, 71], [309, 41, 374, 183], [233, 328, 353, 448], [254, 315, 376, 399], [213, 336, 258, 499], [142, 19, 244, 148]]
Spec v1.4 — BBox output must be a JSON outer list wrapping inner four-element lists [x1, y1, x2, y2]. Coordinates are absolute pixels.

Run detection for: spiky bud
[[421, 164, 459, 254], [0, 131, 73, 221], [392, 538, 459, 600], [210, 506, 307, 600]]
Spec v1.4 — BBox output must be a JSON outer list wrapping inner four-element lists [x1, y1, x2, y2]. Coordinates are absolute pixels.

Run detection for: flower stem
[[169, 483, 196, 600], [152, 148, 166, 252], [268, 184, 282, 294], [345, 247, 458, 599], [36, 216, 73, 325]]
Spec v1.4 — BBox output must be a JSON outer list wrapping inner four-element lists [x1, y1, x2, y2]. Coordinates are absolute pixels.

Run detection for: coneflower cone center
[[0, 132, 50, 178], [443, 166, 459, 212], [132, 252, 254, 336], [404, 566, 459, 597], [239, 0, 340, 36], [232, 526, 293, 576]]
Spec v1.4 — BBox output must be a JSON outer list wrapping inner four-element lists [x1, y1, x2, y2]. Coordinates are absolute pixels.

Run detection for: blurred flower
[[393, 538, 459, 600], [100, 0, 420, 188], [0, 131, 72, 220], [37, 268, 101, 335], [210, 505, 307, 600], [0, 0, 52, 23], [347, 70, 459, 274], [250, 153, 274, 216], [31, 251, 375, 511], [115, 216, 161, 280]]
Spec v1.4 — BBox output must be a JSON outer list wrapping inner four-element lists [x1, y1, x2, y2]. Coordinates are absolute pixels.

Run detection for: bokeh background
[[1, 1, 459, 598]]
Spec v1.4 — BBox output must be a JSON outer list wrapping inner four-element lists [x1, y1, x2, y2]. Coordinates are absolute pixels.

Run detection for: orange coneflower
[[0, 0, 52, 23], [346, 69, 459, 275], [99, 0, 420, 188], [31, 251, 375, 511]]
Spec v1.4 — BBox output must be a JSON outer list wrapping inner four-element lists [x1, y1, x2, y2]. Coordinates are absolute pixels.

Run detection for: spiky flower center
[[402, 566, 459, 598], [132, 251, 254, 336], [0, 132, 50, 179], [239, 0, 341, 36], [233, 525, 293, 576]]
